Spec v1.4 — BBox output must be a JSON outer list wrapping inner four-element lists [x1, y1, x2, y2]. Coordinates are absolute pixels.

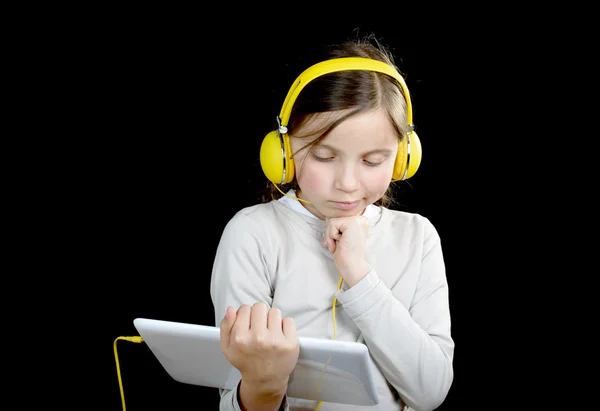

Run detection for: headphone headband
[[278, 57, 413, 131]]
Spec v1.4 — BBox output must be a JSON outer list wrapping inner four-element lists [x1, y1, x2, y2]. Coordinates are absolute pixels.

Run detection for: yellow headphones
[[259, 57, 422, 186]]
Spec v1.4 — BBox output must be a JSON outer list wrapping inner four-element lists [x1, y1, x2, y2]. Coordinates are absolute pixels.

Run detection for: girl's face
[[290, 108, 398, 220]]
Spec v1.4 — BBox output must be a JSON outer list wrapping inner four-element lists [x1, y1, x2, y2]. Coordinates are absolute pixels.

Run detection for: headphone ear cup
[[392, 136, 407, 181], [260, 130, 284, 184], [281, 133, 295, 184], [260, 131, 295, 184], [405, 131, 422, 179], [392, 131, 422, 181]]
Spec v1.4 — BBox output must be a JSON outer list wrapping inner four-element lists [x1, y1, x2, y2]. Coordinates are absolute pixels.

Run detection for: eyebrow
[[315, 143, 394, 156]]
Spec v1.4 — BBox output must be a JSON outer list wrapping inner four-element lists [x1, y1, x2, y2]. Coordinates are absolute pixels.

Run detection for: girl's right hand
[[220, 302, 299, 393]]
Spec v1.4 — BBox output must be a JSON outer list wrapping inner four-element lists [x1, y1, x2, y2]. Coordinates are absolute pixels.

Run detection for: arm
[[211, 212, 275, 323], [239, 379, 288, 411], [336, 221, 454, 411], [218, 380, 288, 411], [210, 212, 292, 411]]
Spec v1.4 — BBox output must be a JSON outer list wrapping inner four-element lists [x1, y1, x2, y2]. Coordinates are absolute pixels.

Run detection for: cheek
[[364, 168, 393, 195], [295, 160, 328, 191]]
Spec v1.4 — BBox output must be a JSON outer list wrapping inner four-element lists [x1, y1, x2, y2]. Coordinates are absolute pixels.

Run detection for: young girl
[[210, 37, 454, 411]]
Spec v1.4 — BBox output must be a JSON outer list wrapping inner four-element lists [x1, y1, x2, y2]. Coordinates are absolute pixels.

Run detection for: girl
[[210, 37, 454, 411]]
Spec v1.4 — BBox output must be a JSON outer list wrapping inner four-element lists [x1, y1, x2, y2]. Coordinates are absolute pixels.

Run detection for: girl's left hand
[[323, 215, 371, 287]]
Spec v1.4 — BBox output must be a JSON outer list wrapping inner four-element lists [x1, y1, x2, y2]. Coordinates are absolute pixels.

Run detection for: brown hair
[[261, 35, 411, 208]]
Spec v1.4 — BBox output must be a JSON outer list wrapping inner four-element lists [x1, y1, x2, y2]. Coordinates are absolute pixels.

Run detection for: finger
[[267, 307, 282, 332], [326, 223, 338, 253], [324, 234, 336, 253], [323, 220, 337, 251], [330, 240, 337, 254], [219, 306, 235, 350], [331, 220, 346, 236], [323, 233, 330, 250], [324, 235, 335, 253], [323, 229, 329, 248], [322, 232, 330, 251], [282, 316, 297, 340], [233, 304, 252, 335], [323, 218, 332, 245], [250, 302, 268, 330]]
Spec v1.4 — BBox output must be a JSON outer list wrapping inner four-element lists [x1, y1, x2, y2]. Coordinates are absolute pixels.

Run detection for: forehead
[[293, 108, 398, 151]]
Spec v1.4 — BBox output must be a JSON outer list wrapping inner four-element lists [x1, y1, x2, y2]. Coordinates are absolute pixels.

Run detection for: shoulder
[[382, 208, 437, 232], [379, 207, 442, 247], [371, 208, 445, 265], [220, 203, 272, 234], [224, 202, 283, 229], [219, 201, 292, 241]]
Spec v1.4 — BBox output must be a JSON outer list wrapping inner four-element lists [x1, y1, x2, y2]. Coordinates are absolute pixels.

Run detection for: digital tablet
[[133, 317, 379, 406]]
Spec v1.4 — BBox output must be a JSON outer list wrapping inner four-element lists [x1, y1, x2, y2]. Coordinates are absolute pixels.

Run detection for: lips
[[332, 200, 360, 211]]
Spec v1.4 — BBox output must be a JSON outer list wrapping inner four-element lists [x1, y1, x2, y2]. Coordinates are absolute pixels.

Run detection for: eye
[[364, 160, 383, 167], [312, 153, 334, 162]]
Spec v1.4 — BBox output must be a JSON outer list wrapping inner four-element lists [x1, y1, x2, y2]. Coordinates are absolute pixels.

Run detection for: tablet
[[133, 317, 379, 406]]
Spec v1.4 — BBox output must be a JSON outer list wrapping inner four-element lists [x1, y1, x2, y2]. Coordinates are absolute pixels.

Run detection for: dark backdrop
[[91, 11, 507, 411]]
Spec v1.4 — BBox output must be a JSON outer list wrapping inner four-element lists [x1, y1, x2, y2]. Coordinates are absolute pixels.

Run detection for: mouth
[[331, 200, 360, 211]]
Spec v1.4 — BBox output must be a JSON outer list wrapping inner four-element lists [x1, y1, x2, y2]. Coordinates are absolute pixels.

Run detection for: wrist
[[239, 377, 288, 411], [241, 376, 289, 396], [339, 261, 371, 287]]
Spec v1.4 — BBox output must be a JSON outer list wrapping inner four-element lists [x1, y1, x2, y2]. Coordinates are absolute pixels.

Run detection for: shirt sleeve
[[218, 381, 290, 411], [335, 219, 454, 411], [210, 212, 275, 324], [210, 212, 290, 411], [218, 385, 242, 411]]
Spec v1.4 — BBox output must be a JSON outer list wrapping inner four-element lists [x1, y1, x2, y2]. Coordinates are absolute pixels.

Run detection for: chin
[[327, 206, 368, 219]]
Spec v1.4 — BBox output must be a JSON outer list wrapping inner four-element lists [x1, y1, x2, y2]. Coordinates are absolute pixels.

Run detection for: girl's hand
[[220, 303, 299, 394], [323, 215, 371, 287]]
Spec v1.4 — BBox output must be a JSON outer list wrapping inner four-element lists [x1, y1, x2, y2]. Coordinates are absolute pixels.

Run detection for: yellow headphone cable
[[114, 336, 144, 411], [312, 275, 343, 410]]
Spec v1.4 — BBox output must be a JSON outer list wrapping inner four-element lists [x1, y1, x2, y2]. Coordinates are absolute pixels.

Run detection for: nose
[[335, 162, 360, 193]]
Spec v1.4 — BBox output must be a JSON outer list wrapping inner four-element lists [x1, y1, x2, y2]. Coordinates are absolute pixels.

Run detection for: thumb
[[219, 306, 235, 351]]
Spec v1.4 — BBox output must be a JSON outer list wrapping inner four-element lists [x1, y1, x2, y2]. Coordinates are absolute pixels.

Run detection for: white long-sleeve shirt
[[210, 197, 454, 411]]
